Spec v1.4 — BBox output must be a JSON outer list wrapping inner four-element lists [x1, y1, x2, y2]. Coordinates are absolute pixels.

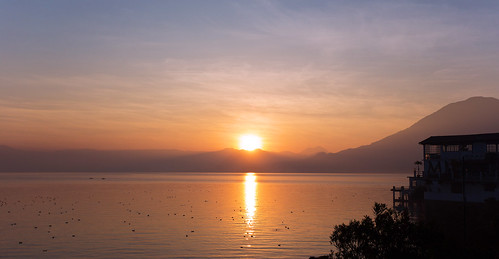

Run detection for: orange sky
[[0, 94, 444, 152], [2, 1, 499, 152]]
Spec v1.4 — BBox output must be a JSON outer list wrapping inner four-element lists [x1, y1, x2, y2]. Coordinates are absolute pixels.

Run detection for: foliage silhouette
[[329, 203, 436, 259]]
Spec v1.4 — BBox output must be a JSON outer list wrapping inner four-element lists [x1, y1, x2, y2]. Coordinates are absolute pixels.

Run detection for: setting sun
[[239, 135, 263, 151]]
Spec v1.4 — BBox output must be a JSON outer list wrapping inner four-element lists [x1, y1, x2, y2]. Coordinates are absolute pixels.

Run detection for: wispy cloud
[[1, 1, 499, 151]]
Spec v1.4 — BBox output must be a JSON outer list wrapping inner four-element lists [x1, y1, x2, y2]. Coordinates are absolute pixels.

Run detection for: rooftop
[[419, 133, 499, 145]]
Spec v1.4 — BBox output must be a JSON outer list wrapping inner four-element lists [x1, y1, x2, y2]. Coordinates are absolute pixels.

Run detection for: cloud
[[2, 1, 499, 151]]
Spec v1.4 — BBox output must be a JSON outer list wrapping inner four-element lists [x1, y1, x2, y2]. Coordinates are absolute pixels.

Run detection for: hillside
[[303, 96, 499, 172]]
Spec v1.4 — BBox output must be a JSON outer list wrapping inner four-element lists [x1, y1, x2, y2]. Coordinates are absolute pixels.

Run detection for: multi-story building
[[394, 133, 499, 204]]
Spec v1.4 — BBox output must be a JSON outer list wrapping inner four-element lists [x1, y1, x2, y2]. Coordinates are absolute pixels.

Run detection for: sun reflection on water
[[244, 172, 257, 238]]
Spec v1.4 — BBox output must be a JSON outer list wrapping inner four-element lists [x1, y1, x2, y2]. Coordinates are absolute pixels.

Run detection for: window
[[425, 145, 441, 154], [487, 144, 498, 153], [460, 144, 472, 152], [445, 145, 460, 152]]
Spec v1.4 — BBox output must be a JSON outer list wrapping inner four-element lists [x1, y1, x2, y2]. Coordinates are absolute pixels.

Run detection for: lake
[[0, 172, 407, 258]]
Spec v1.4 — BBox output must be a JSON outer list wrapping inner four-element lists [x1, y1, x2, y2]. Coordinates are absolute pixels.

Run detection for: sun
[[239, 134, 263, 151]]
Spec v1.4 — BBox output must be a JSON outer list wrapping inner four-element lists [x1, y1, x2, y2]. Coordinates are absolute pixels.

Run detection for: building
[[393, 133, 499, 204]]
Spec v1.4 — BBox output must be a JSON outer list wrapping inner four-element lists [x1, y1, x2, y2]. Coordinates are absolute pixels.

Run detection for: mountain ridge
[[1, 96, 498, 172], [314, 96, 499, 172]]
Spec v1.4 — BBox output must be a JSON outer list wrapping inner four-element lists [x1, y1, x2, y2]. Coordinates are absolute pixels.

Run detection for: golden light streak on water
[[244, 172, 257, 238]]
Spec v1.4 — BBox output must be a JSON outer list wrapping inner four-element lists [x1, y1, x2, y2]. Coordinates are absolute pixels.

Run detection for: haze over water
[[0, 172, 405, 258]]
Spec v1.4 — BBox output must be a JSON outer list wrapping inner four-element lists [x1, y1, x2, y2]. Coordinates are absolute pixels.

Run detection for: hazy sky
[[1, 0, 499, 152]]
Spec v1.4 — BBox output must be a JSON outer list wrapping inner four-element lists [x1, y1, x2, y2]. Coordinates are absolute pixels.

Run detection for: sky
[[1, 0, 499, 152]]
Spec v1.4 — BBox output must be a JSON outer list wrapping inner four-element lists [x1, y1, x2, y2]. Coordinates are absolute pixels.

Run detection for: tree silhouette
[[329, 203, 435, 259]]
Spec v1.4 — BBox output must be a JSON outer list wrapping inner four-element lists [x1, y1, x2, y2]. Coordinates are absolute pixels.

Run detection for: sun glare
[[239, 134, 263, 151]]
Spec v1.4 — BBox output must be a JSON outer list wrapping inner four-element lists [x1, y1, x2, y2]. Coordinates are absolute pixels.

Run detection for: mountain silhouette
[[1, 96, 498, 173], [300, 96, 499, 173], [300, 146, 328, 156]]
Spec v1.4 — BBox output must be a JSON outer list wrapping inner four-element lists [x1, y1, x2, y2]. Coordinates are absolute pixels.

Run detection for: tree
[[329, 203, 433, 259]]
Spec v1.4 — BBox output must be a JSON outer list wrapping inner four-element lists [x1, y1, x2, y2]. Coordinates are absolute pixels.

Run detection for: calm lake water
[[0, 172, 406, 258]]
